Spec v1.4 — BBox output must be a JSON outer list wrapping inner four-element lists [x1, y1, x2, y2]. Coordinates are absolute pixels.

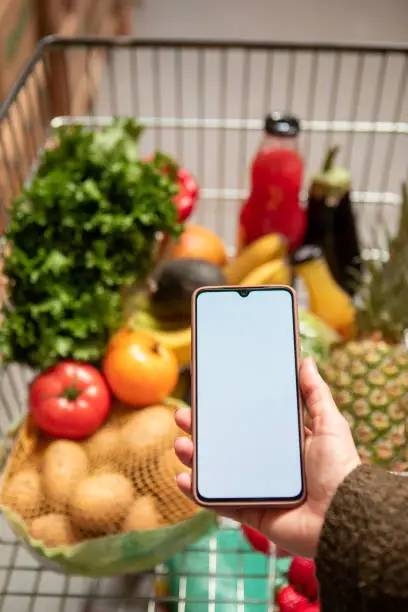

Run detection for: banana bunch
[[223, 233, 292, 286]]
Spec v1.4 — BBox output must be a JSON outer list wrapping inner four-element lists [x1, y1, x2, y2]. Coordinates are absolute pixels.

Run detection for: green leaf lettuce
[[0, 118, 183, 370]]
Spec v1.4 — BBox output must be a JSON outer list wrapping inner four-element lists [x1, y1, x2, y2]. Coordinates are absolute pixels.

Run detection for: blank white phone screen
[[195, 288, 303, 501]]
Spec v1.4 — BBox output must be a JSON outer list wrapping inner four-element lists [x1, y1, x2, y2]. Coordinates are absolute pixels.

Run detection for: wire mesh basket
[[1, 35, 408, 611]]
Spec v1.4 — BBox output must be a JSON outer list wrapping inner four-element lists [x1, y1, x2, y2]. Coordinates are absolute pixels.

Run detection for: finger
[[176, 472, 194, 499], [300, 357, 340, 423], [175, 408, 192, 434], [174, 437, 193, 468], [304, 426, 312, 437]]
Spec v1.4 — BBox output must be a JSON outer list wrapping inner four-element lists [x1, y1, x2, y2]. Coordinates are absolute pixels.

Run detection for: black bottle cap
[[264, 112, 300, 138]]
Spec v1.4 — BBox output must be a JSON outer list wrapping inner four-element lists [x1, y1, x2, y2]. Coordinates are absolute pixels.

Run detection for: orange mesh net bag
[[0, 398, 216, 577]]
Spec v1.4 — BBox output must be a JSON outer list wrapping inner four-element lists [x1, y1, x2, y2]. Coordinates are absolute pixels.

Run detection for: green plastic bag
[[1, 504, 216, 577], [164, 525, 274, 612], [162, 527, 296, 611]]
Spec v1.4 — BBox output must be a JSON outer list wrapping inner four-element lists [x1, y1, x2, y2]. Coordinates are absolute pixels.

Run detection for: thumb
[[300, 356, 341, 425]]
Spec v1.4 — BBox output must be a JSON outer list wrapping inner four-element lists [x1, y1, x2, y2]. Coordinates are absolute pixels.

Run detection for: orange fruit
[[103, 329, 179, 407], [171, 224, 228, 266]]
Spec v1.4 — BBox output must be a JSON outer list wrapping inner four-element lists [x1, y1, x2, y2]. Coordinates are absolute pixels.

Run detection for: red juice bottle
[[238, 112, 306, 253]]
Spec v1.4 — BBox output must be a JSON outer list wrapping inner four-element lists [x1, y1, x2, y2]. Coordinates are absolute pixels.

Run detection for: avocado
[[150, 258, 227, 325]]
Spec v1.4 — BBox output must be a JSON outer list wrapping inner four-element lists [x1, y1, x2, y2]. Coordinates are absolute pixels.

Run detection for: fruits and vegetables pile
[[233, 112, 407, 474], [130, 230, 339, 377], [0, 110, 406, 576], [0, 119, 217, 575], [131, 127, 407, 474]]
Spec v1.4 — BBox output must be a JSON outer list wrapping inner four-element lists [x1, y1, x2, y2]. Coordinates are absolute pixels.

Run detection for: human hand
[[174, 356, 361, 559]]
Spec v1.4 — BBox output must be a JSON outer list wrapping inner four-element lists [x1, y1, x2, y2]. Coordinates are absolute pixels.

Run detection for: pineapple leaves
[[357, 182, 408, 344]]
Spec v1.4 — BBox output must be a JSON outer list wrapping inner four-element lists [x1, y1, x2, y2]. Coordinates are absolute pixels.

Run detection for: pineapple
[[320, 184, 408, 472]]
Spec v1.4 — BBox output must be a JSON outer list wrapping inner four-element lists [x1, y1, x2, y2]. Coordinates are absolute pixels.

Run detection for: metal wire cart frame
[[0, 36, 408, 611]]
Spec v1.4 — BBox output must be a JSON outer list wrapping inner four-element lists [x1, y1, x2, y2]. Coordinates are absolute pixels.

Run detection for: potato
[[122, 496, 162, 532], [42, 441, 88, 508], [121, 406, 177, 456], [84, 426, 120, 467], [2, 468, 42, 520], [70, 473, 133, 533], [30, 514, 77, 548]]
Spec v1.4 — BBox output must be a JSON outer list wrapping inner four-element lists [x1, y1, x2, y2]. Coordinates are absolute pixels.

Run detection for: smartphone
[[191, 285, 306, 508]]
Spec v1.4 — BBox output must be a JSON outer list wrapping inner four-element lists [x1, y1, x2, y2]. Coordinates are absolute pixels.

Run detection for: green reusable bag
[[1, 505, 216, 577], [163, 524, 275, 612]]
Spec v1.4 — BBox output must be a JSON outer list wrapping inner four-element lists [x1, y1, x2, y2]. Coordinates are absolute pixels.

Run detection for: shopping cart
[[0, 36, 408, 611]]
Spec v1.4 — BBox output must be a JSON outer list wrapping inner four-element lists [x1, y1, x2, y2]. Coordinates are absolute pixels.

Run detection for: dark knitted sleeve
[[316, 464, 408, 612]]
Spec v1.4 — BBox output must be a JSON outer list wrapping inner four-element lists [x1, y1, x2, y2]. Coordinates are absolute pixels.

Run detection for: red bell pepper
[[242, 524, 291, 558], [145, 155, 199, 222], [241, 524, 271, 554], [174, 167, 199, 222], [239, 148, 306, 252]]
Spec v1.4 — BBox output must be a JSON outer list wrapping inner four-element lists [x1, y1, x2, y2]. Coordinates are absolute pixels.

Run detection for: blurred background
[[2, 0, 408, 107], [0, 1, 133, 105], [134, 0, 408, 43]]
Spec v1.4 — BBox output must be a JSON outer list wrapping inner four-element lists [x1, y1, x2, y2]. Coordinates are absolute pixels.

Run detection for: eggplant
[[303, 146, 361, 295]]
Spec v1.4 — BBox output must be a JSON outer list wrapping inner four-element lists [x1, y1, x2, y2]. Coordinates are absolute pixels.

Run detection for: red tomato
[[29, 361, 111, 440]]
